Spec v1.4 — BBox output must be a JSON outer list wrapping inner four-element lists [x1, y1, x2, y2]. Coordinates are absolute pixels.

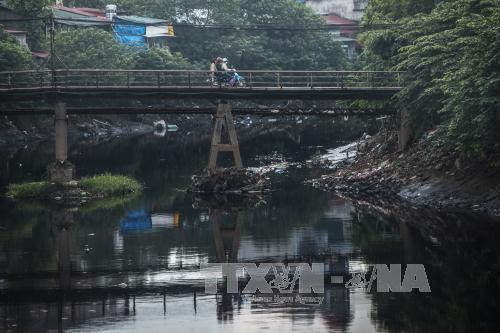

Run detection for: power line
[[0, 17, 396, 30]]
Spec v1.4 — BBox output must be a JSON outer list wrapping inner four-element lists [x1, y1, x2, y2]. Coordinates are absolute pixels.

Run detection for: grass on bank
[[5, 182, 50, 200], [79, 174, 142, 197], [6, 174, 142, 200]]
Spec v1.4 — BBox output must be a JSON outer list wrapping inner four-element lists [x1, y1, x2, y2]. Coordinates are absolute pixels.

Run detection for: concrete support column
[[54, 102, 68, 162], [49, 102, 74, 183]]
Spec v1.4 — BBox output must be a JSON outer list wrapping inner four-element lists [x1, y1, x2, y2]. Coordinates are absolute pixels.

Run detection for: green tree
[[363, 0, 437, 23], [361, 0, 500, 161], [133, 48, 191, 70], [67, 0, 107, 8], [107, 0, 347, 70], [54, 28, 136, 68], [358, 0, 439, 70]]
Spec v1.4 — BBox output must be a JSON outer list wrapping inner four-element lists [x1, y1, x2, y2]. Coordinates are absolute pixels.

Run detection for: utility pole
[[49, 14, 56, 87]]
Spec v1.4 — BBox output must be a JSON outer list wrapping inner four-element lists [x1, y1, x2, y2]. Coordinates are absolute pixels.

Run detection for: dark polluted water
[[0, 120, 499, 333]]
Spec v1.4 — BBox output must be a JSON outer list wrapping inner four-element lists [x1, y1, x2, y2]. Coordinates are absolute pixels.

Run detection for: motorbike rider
[[213, 57, 242, 87], [222, 58, 241, 87], [215, 57, 225, 85], [221, 58, 230, 71], [209, 58, 217, 85]]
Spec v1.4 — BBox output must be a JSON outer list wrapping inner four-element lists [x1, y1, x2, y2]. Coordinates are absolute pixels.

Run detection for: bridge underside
[[0, 87, 399, 102], [0, 106, 394, 117]]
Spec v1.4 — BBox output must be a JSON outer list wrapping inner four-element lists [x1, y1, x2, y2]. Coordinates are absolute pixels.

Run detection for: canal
[[0, 117, 499, 332]]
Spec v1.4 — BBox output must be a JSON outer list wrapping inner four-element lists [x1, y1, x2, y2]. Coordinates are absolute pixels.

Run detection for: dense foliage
[[3, 0, 346, 70], [54, 28, 190, 69], [361, 0, 500, 161], [69, 0, 347, 69]]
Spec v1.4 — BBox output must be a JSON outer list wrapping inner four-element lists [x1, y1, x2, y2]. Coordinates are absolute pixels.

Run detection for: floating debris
[[189, 168, 270, 194]]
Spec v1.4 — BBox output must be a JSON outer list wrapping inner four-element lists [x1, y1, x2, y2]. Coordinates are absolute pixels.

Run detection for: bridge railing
[[0, 70, 403, 89]]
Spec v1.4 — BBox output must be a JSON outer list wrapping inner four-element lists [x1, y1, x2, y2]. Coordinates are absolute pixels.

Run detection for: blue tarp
[[112, 16, 173, 47], [114, 24, 146, 36], [120, 209, 152, 233], [113, 23, 146, 47]]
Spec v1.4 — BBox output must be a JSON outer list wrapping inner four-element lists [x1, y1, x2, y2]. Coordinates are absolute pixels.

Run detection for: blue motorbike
[[227, 70, 245, 87], [214, 69, 245, 87]]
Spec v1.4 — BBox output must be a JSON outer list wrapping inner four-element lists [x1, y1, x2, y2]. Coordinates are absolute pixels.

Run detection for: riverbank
[[310, 128, 500, 217], [6, 174, 142, 205]]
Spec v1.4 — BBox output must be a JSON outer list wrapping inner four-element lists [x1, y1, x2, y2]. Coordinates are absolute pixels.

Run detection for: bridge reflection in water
[[0, 196, 382, 332], [1, 182, 498, 332]]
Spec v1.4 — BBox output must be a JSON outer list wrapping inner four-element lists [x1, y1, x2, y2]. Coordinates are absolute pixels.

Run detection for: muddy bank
[[310, 129, 500, 217]]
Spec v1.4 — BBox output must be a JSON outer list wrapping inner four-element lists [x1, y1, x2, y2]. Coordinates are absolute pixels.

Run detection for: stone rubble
[[309, 128, 500, 217]]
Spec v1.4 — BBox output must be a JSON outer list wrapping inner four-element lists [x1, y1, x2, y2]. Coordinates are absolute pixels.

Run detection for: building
[[304, 0, 369, 21], [303, 0, 369, 59], [52, 5, 175, 48], [323, 13, 359, 59], [0, 2, 25, 31], [4, 29, 28, 48], [0, 1, 50, 62]]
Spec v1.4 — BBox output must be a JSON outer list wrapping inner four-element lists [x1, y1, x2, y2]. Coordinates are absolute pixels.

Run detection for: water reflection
[[1, 125, 500, 332]]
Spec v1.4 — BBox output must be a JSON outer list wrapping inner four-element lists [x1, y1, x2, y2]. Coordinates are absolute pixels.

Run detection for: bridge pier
[[208, 101, 243, 171], [211, 209, 243, 263], [398, 110, 412, 152], [51, 208, 75, 291], [49, 102, 74, 183]]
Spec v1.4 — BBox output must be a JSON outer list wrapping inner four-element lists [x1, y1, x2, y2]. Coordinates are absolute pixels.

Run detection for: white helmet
[[222, 58, 228, 62]]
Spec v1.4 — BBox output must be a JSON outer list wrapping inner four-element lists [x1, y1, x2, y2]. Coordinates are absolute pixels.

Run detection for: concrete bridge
[[0, 69, 405, 181]]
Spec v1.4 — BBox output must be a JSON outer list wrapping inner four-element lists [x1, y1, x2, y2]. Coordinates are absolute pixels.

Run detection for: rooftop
[[115, 15, 169, 25], [323, 13, 358, 25], [52, 6, 108, 26], [54, 6, 105, 18]]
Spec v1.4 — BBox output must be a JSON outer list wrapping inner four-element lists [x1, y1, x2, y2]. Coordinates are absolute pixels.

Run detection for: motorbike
[[227, 70, 245, 87], [212, 69, 245, 87]]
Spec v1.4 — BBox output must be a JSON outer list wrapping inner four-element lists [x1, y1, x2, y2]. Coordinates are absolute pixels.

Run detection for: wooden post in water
[[208, 101, 243, 171]]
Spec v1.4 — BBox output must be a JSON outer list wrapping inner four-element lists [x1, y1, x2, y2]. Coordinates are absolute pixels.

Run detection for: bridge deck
[[0, 70, 402, 101]]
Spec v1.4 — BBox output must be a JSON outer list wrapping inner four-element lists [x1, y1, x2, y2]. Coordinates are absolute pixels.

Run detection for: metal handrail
[[0, 69, 405, 75], [0, 69, 404, 90]]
